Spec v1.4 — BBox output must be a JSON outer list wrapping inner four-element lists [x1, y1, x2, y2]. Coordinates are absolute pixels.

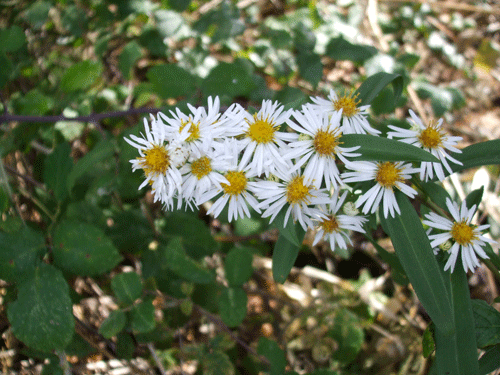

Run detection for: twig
[[146, 343, 167, 375], [379, 0, 500, 16], [367, 0, 390, 52], [3, 164, 46, 190]]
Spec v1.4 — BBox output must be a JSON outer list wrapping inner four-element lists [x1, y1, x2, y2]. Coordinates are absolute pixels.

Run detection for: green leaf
[[0, 225, 45, 283], [412, 80, 465, 116], [44, 143, 73, 202], [107, 210, 153, 254], [154, 9, 189, 39], [115, 333, 135, 359], [119, 41, 142, 80], [203, 60, 256, 99], [16, 89, 54, 115], [355, 72, 404, 106], [60, 60, 103, 92], [7, 263, 74, 352], [0, 52, 13, 88], [328, 308, 364, 363], [450, 140, 500, 174], [24, 1, 51, 29], [61, 4, 88, 37], [130, 297, 156, 333], [422, 323, 435, 358], [466, 187, 484, 210], [342, 134, 439, 163], [270, 208, 305, 246], [111, 272, 143, 306], [99, 310, 126, 339], [272, 229, 304, 284], [325, 36, 378, 63], [67, 140, 115, 194], [224, 247, 253, 287], [218, 287, 247, 327], [166, 0, 192, 11], [479, 345, 500, 375], [202, 351, 235, 375], [147, 64, 196, 99], [139, 27, 167, 57], [257, 337, 286, 375], [162, 237, 215, 284], [52, 220, 122, 276], [418, 181, 452, 210], [297, 51, 322, 89], [381, 192, 453, 333], [0, 25, 26, 52], [472, 299, 500, 348]]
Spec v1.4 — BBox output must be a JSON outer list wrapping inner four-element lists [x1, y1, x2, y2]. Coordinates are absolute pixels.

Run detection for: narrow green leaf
[[53, 220, 122, 276], [130, 297, 156, 333], [381, 192, 453, 333], [99, 310, 126, 339], [466, 187, 484, 210], [450, 140, 500, 174], [224, 247, 253, 287], [342, 134, 439, 163], [7, 263, 74, 352], [257, 337, 286, 375], [44, 143, 73, 202], [218, 287, 247, 327], [418, 181, 451, 210], [434, 325, 460, 375], [472, 299, 500, 348], [111, 272, 143, 306], [60, 61, 103, 92], [272, 228, 304, 284], [270, 208, 305, 246], [479, 345, 500, 375], [355, 72, 404, 106], [147, 64, 196, 99]]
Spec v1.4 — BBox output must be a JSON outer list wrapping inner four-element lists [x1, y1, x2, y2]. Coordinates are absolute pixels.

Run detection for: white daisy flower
[[309, 89, 380, 135], [197, 140, 261, 222], [253, 166, 331, 231], [387, 110, 463, 181], [312, 190, 367, 253], [284, 104, 361, 189], [423, 198, 496, 273], [342, 161, 419, 218], [238, 100, 298, 177], [124, 117, 189, 204]]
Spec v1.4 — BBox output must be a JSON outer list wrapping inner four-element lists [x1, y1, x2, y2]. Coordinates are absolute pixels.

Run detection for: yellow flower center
[[375, 162, 404, 188], [221, 171, 247, 196], [321, 215, 339, 234], [191, 156, 212, 179], [286, 175, 312, 204], [333, 91, 360, 117], [139, 145, 170, 176], [451, 221, 476, 246], [418, 120, 444, 149], [313, 129, 341, 157], [246, 115, 277, 144], [180, 120, 201, 143]]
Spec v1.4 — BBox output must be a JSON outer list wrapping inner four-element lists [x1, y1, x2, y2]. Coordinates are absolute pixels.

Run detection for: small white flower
[[312, 190, 367, 253], [387, 110, 463, 181], [342, 161, 419, 218], [309, 89, 380, 135], [284, 104, 361, 189], [423, 198, 496, 273], [253, 166, 331, 231], [238, 100, 298, 177]]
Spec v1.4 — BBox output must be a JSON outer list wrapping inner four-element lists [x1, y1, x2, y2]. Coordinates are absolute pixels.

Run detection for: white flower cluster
[[124, 90, 491, 267]]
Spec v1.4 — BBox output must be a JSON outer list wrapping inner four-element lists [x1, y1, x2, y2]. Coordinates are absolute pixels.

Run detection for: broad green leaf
[[119, 41, 142, 80], [130, 297, 156, 333], [111, 272, 143, 306], [479, 345, 500, 375], [139, 27, 167, 57], [0, 52, 13, 88], [325, 36, 377, 63], [276, 87, 308, 110], [355, 72, 403, 106], [99, 310, 126, 339], [147, 64, 196, 99], [162, 237, 215, 284], [218, 287, 247, 327], [24, 1, 51, 29], [466, 187, 484, 210], [61, 4, 88, 37], [7, 263, 74, 352], [203, 60, 255, 99], [162, 211, 218, 258], [16, 89, 54, 115], [472, 299, 500, 348], [450, 140, 500, 174], [44, 143, 73, 202], [449, 267, 479, 375], [257, 337, 286, 375], [203, 351, 235, 375], [60, 60, 103, 92], [166, 0, 192, 11], [154, 9, 189, 39], [342, 134, 440, 162], [53, 220, 122, 276], [328, 308, 364, 363], [224, 247, 253, 287], [413, 80, 465, 116], [381, 192, 453, 333], [193, 2, 245, 43], [297, 51, 322, 89], [272, 230, 303, 284], [67, 140, 114, 193], [0, 226, 45, 283], [0, 26, 26, 52], [107, 210, 152, 254]]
